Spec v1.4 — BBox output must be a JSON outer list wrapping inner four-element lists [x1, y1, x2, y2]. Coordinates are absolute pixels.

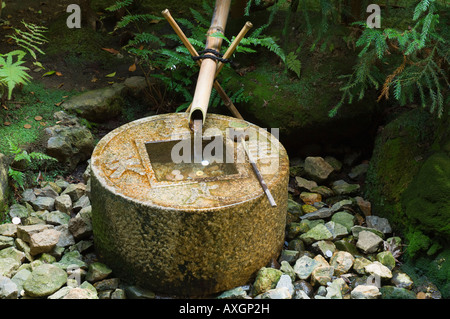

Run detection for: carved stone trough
[[90, 112, 289, 296]]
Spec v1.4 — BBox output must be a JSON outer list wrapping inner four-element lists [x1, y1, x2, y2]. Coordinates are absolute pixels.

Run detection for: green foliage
[[330, 0, 449, 119], [7, 20, 48, 63], [5, 138, 57, 190], [0, 50, 31, 100], [0, 21, 48, 100], [107, 0, 299, 112]]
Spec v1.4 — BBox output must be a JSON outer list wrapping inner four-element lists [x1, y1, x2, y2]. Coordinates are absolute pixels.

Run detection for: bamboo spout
[[188, 0, 232, 130]]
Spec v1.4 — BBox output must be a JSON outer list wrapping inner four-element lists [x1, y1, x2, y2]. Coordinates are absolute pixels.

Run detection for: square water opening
[[145, 137, 240, 182]]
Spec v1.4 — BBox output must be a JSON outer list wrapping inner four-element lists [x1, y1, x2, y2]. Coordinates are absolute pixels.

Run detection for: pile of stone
[[217, 156, 441, 300], [0, 164, 129, 299], [0, 155, 442, 299]]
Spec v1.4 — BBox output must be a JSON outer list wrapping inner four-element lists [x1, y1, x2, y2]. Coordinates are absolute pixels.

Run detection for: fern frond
[[106, 0, 133, 12], [8, 168, 25, 190], [29, 152, 57, 162]]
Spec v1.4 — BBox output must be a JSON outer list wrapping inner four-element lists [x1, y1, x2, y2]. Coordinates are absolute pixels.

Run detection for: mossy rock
[[364, 108, 436, 229], [402, 152, 450, 238]]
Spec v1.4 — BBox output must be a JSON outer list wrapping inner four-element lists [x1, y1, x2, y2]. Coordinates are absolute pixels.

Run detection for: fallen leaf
[[34, 116, 43, 121], [57, 83, 64, 89], [129, 63, 136, 72], [42, 70, 56, 77], [105, 72, 116, 78], [1, 104, 7, 110], [4, 122, 11, 126], [102, 48, 120, 55], [40, 122, 47, 126], [91, 76, 98, 83], [55, 72, 63, 76], [24, 124, 32, 129], [62, 96, 69, 98], [55, 102, 63, 107]]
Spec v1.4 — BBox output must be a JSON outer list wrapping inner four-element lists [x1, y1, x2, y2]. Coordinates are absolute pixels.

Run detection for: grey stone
[[11, 268, 31, 294], [0, 258, 21, 278], [311, 241, 336, 258], [0, 247, 26, 263], [30, 197, 55, 211], [16, 224, 53, 243], [255, 287, 292, 299], [8, 204, 30, 219], [275, 274, 294, 296], [251, 267, 283, 295], [279, 261, 296, 282], [111, 289, 127, 299], [216, 286, 248, 299], [21, 189, 36, 204], [366, 215, 392, 234], [330, 251, 354, 275], [356, 230, 384, 254], [55, 225, 75, 248], [36, 185, 59, 199], [0, 275, 18, 299], [42, 211, 70, 226], [331, 180, 360, 195], [311, 266, 334, 286], [0, 223, 17, 237], [300, 207, 333, 220], [55, 251, 87, 270], [86, 262, 112, 282], [63, 83, 125, 122], [324, 221, 348, 239], [61, 183, 86, 202], [45, 124, 94, 171], [352, 225, 384, 239], [348, 163, 369, 179], [124, 285, 156, 299], [295, 176, 318, 191], [364, 261, 393, 279], [351, 285, 381, 299], [68, 206, 93, 240], [27, 228, 61, 256], [62, 287, 98, 299], [299, 223, 333, 245], [0, 235, 14, 249], [304, 157, 335, 182], [331, 211, 355, 232], [293, 256, 319, 280], [54, 194, 72, 215], [72, 195, 90, 213], [392, 271, 414, 290]]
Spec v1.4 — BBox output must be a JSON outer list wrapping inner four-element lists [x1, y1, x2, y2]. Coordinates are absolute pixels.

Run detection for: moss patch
[[364, 108, 436, 229], [402, 152, 450, 237]]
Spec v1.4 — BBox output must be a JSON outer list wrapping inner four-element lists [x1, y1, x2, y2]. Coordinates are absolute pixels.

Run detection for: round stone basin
[[90, 112, 289, 296]]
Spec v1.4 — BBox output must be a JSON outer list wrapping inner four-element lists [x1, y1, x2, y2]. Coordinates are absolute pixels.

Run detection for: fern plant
[[0, 50, 31, 101], [6, 138, 57, 190], [330, 0, 449, 118], [7, 20, 48, 66], [107, 0, 300, 112]]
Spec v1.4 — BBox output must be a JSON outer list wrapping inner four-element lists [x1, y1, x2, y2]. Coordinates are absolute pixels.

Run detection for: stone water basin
[[90, 112, 289, 296]]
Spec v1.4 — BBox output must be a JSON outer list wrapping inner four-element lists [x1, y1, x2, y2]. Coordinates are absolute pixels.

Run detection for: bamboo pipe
[[188, 0, 232, 129], [162, 9, 249, 120]]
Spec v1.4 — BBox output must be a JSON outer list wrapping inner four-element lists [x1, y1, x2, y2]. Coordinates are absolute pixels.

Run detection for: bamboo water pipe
[[188, 0, 232, 130]]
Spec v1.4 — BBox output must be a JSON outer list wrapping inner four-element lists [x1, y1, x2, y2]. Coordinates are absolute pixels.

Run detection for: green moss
[[0, 81, 76, 155], [364, 108, 436, 229], [406, 249, 450, 298], [402, 152, 450, 237]]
